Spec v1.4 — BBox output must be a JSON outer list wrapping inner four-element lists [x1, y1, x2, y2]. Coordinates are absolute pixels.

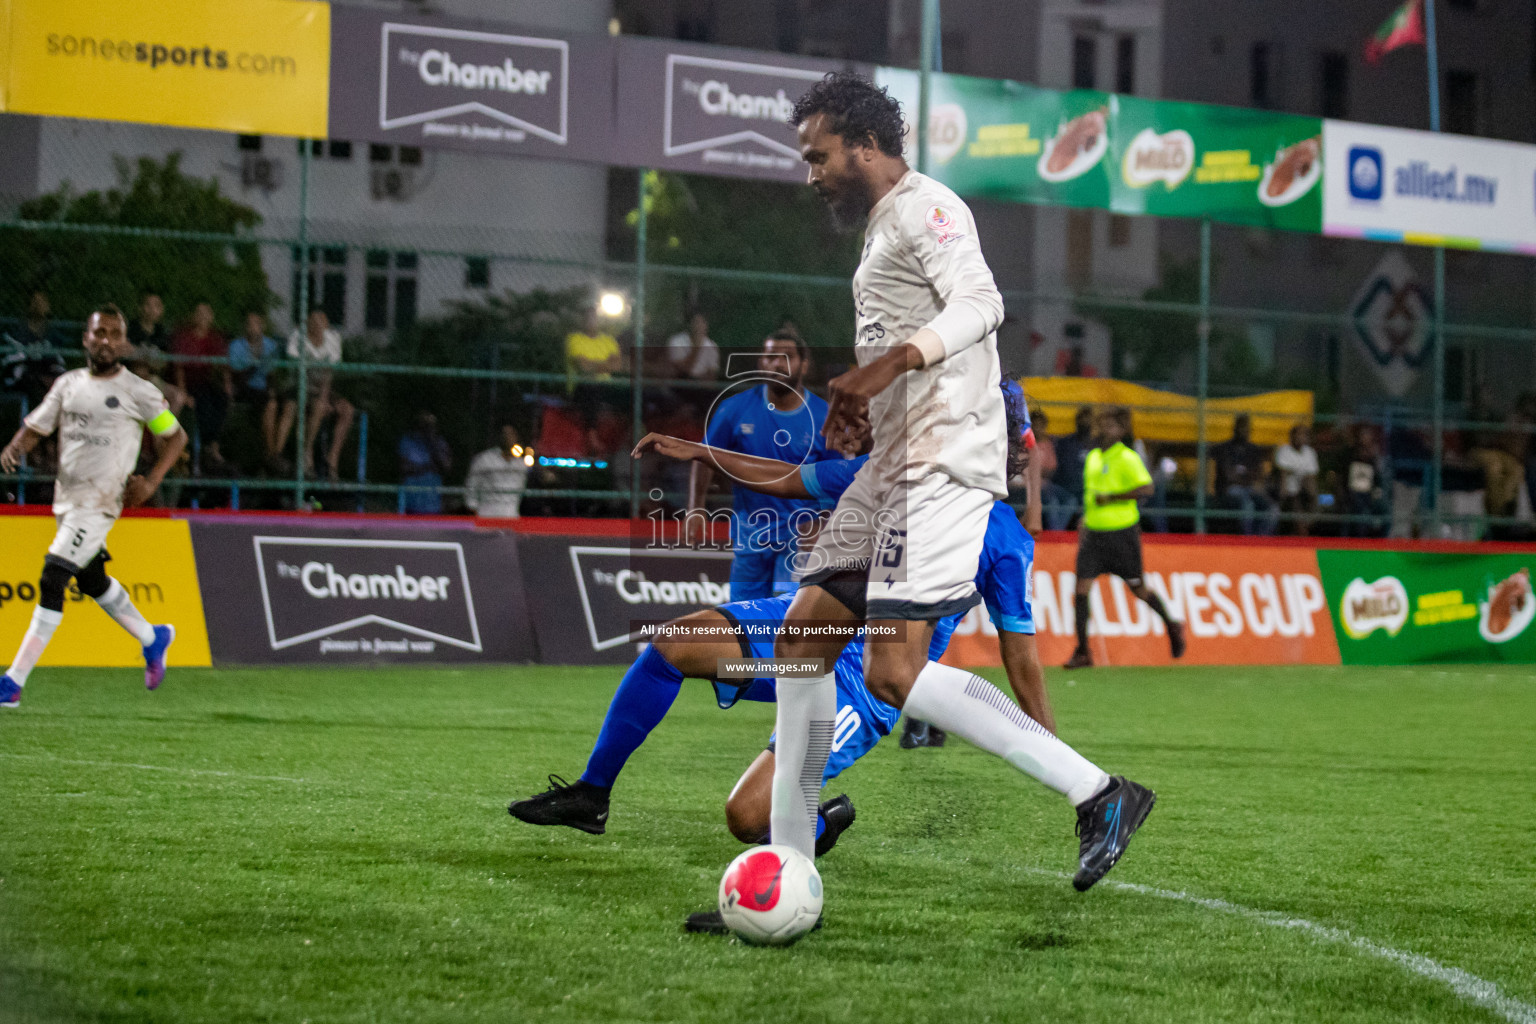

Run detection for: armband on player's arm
[[146, 410, 181, 437]]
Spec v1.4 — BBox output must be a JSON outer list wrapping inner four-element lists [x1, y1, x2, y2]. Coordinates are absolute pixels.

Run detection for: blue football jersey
[[705, 385, 829, 549]]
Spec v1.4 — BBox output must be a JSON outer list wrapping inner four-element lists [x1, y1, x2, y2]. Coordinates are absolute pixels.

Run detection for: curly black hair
[[789, 71, 906, 158]]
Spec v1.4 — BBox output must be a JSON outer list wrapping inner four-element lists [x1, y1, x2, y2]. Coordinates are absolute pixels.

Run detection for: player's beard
[[819, 175, 875, 234], [86, 351, 121, 374]]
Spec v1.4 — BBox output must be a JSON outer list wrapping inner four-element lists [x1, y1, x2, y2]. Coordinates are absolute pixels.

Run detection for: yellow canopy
[[1022, 377, 1312, 446]]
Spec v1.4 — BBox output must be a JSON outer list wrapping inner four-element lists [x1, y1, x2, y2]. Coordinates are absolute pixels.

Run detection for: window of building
[[1108, 214, 1132, 248], [292, 246, 348, 327], [1320, 51, 1349, 119], [1250, 42, 1274, 109], [399, 146, 423, 166], [369, 144, 393, 163], [297, 138, 323, 157], [328, 140, 353, 160], [1072, 36, 1097, 89], [1115, 36, 1136, 94], [237, 134, 263, 152], [1445, 70, 1479, 134], [465, 257, 490, 289], [365, 250, 418, 331]]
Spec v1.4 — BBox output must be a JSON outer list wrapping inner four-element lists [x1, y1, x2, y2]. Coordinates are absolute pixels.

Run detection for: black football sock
[[1142, 590, 1175, 626], [1074, 593, 1091, 651]]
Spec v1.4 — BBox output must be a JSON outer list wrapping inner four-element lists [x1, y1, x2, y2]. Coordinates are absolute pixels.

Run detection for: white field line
[[0, 751, 311, 784], [1020, 866, 1536, 1024]]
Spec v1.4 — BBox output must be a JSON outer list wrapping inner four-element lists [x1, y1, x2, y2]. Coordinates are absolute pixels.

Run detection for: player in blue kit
[[688, 328, 828, 599], [508, 383, 1062, 870]]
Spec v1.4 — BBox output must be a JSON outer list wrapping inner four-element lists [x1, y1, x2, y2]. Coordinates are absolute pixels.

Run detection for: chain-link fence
[[3, 118, 1535, 539]]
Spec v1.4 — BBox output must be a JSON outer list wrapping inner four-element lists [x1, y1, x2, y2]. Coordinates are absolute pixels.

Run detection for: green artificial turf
[[1, 664, 1532, 1023]]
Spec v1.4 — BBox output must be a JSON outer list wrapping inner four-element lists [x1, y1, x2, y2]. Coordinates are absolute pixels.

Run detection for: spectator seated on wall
[[1211, 412, 1278, 536], [465, 424, 532, 519], [3, 289, 67, 411], [398, 410, 452, 515], [279, 309, 354, 480], [171, 301, 233, 473], [126, 289, 190, 416], [1274, 424, 1319, 536], [227, 311, 289, 475]]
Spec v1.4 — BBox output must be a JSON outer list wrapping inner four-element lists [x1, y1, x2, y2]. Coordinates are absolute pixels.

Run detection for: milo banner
[[1317, 549, 1535, 664], [876, 70, 1323, 232], [189, 520, 534, 664]]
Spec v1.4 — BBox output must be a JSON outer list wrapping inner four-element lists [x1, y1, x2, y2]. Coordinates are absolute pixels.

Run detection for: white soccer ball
[[718, 844, 823, 946]]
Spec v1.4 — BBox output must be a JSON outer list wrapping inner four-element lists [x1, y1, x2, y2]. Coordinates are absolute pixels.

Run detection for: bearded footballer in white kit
[[0, 304, 186, 707], [770, 73, 1154, 892]]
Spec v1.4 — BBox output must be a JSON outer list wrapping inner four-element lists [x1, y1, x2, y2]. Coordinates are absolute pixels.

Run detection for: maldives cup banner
[[1322, 120, 1536, 253], [327, 6, 614, 161], [1316, 549, 1536, 664], [940, 538, 1339, 668], [875, 70, 1323, 232], [190, 521, 534, 664]]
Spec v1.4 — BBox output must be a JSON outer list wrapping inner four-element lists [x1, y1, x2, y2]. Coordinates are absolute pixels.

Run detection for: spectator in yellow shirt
[[565, 309, 623, 393]]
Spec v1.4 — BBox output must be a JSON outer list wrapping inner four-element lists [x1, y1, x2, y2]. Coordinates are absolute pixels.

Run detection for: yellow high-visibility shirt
[[565, 331, 620, 390], [1083, 441, 1151, 531]]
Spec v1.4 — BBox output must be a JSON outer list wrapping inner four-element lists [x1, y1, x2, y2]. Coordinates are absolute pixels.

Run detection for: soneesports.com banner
[[0, 515, 212, 668], [876, 70, 1324, 233], [188, 520, 534, 664], [1317, 549, 1535, 664], [1, 0, 330, 137]]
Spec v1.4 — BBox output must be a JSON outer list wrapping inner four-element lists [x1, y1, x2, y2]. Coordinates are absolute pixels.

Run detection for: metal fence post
[[294, 140, 311, 507], [1194, 218, 1211, 534], [630, 169, 649, 519], [917, 0, 938, 174], [1430, 247, 1446, 535]]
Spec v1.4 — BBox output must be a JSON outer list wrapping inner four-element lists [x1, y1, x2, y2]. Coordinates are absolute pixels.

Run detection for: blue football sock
[[580, 644, 684, 789]]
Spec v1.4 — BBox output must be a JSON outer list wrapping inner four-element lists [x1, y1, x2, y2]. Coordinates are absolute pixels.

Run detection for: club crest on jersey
[[105, 396, 120, 408], [926, 204, 964, 246]]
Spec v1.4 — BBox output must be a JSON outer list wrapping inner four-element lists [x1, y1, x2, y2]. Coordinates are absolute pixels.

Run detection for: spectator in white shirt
[[1275, 423, 1320, 535], [665, 311, 719, 381], [465, 425, 533, 519], [277, 309, 354, 480]]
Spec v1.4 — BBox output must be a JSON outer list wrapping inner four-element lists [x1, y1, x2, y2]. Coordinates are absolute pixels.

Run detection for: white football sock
[[769, 672, 836, 860], [903, 661, 1110, 806], [7, 606, 63, 685], [95, 579, 157, 647]]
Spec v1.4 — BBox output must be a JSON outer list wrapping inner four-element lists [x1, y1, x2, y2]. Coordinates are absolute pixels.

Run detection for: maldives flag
[[1364, 0, 1427, 64]]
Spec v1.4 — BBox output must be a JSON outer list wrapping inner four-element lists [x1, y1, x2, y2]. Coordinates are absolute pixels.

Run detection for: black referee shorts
[[1076, 524, 1144, 584]]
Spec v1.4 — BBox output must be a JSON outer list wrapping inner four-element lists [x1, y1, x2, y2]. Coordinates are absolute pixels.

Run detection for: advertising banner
[[1322, 119, 1536, 253], [327, 6, 614, 162], [1023, 376, 1312, 447], [876, 70, 1323, 232], [614, 37, 861, 182], [1317, 549, 1535, 664], [190, 521, 533, 664], [517, 534, 733, 664], [3, 0, 329, 136], [0, 516, 211, 668], [940, 539, 1339, 668]]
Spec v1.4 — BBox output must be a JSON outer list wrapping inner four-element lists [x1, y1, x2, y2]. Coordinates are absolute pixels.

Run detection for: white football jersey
[[25, 367, 174, 517], [852, 171, 1007, 497]]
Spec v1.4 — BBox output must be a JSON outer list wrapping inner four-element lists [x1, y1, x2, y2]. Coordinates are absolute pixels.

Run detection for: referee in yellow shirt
[[1065, 406, 1186, 669]]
